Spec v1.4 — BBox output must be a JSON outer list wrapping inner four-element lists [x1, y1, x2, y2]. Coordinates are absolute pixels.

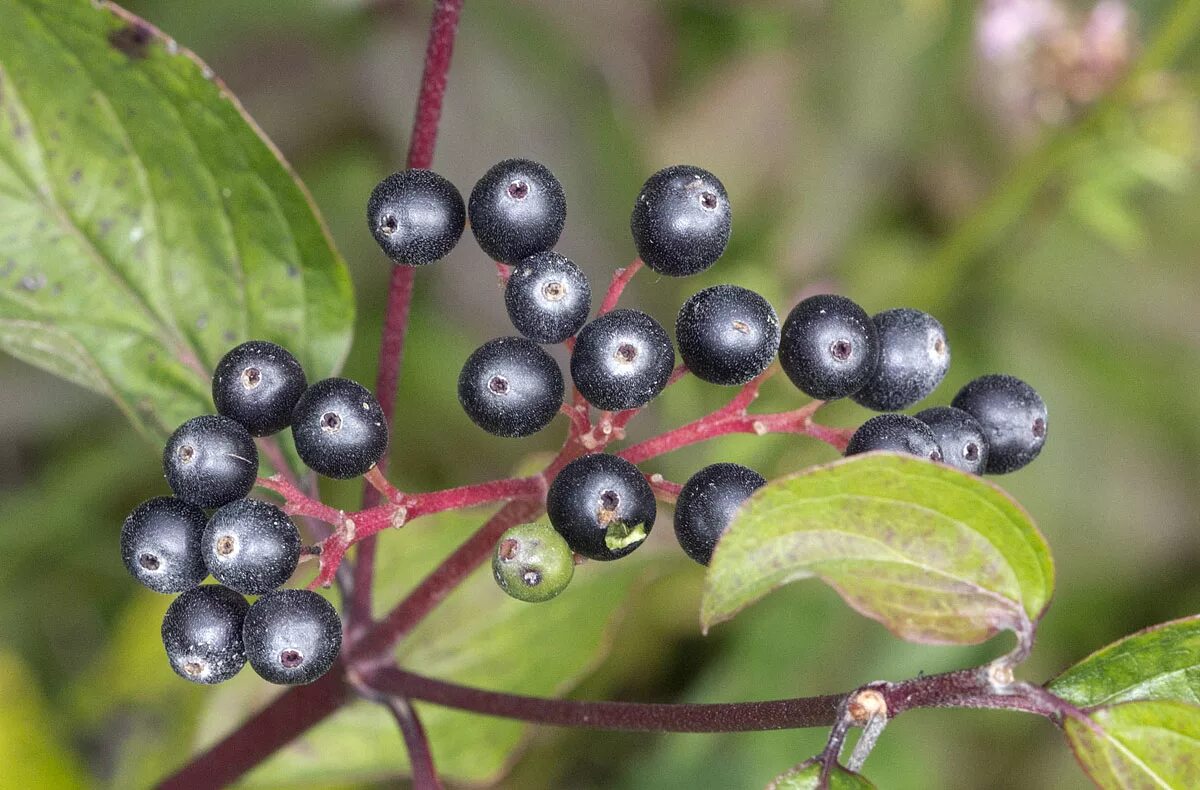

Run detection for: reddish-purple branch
[[365, 666, 843, 732], [355, 0, 466, 626], [159, 656, 1079, 789], [384, 696, 443, 790], [405, 0, 464, 172], [157, 664, 349, 790]]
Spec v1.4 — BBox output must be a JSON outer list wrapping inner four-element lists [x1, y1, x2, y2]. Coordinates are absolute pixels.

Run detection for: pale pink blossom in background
[[975, 0, 1134, 140]]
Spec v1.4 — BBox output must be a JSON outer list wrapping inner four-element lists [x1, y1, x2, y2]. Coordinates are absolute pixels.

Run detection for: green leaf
[[195, 509, 660, 786], [767, 759, 876, 790], [1065, 701, 1200, 789], [701, 454, 1054, 648], [0, 0, 353, 439], [1049, 616, 1200, 708]]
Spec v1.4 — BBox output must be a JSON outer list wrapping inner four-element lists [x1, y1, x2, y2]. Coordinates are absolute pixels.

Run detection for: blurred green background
[[2, 0, 1198, 787]]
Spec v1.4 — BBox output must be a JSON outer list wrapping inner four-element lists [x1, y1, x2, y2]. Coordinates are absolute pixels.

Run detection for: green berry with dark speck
[[492, 522, 575, 603]]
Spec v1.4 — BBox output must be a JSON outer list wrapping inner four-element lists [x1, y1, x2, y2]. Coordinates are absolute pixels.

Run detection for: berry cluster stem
[[620, 368, 855, 464], [597, 258, 643, 314], [256, 365, 851, 591]]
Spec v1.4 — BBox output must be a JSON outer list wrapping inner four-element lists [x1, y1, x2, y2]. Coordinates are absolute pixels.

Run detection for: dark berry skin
[[202, 499, 301, 595], [674, 463, 766, 566], [458, 337, 564, 437], [778, 294, 880, 401], [570, 309, 675, 411], [675, 285, 779, 385], [163, 415, 259, 509], [505, 252, 592, 344], [915, 406, 989, 475], [845, 414, 944, 462], [161, 585, 248, 685], [851, 309, 950, 412], [469, 159, 566, 264], [546, 453, 656, 561], [951, 374, 1047, 474], [212, 340, 308, 436], [291, 378, 389, 479], [120, 496, 209, 593], [630, 165, 731, 277], [243, 589, 342, 685], [367, 169, 465, 265]]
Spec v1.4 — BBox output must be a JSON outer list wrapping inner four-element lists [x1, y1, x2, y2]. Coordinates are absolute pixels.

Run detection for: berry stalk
[[619, 371, 855, 464], [597, 258, 643, 315]]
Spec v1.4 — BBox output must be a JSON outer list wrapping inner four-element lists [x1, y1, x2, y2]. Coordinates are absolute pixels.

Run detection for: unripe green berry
[[492, 522, 575, 603]]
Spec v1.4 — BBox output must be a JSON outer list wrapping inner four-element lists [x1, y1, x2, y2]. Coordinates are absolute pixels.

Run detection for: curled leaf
[[701, 454, 1054, 649]]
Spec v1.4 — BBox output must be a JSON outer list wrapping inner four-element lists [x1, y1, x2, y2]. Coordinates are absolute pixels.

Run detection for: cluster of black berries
[[120, 340, 391, 685], [365, 158, 1047, 602], [778, 294, 1048, 476]]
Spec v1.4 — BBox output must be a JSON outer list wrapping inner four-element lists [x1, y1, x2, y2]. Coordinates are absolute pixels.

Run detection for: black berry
[[851, 309, 950, 412], [675, 285, 779, 385], [915, 406, 989, 475], [845, 414, 944, 462], [546, 453, 655, 561], [674, 463, 766, 566], [243, 589, 342, 685], [202, 499, 301, 595], [570, 309, 675, 411], [120, 496, 209, 593], [212, 340, 308, 436], [492, 522, 575, 603], [161, 585, 248, 685], [630, 165, 731, 277], [367, 169, 465, 265], [469, 158, 566, 263], [291, 378, 389, 479], [458, 336, 564, 437], [778, 294, 880, 400], [505, 251, 591, 344], [163, 415, 259, 509], [951, 374, 1047, 474]]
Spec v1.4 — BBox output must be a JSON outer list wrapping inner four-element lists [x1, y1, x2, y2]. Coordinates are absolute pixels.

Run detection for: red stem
[[351, 497, 548, 660], [597, 258, 643, 314], [620, 396, 853, 465], [260, 371, 852, 590], [303, 475, 548, 590], [354, 0, 466, 627], [647, 473, 683, 504]]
